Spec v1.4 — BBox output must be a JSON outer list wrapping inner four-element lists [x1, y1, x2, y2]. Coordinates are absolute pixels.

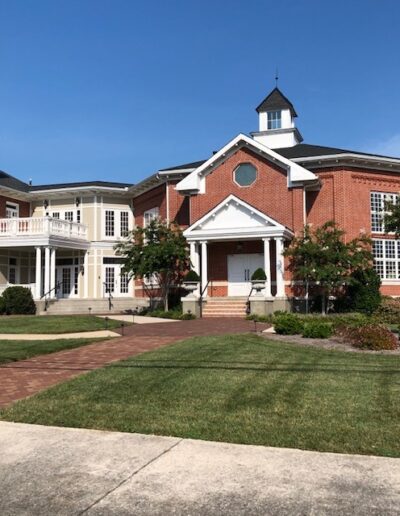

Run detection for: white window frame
[[6, 202, 19, 219], [103, 209, 132, 240], [370, 191, 399, 234], [102, 263, 131, 296], [267, 110, 282, 130], [105, 210, 115, 237], [373, 238, 400, 280], [144, 207, 159, 227]]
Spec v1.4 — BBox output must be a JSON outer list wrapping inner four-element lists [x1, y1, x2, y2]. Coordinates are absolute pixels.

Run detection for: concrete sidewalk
[[0, 422, 399, 515]]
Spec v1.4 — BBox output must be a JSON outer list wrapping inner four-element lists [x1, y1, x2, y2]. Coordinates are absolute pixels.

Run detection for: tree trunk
[[321, 292, 326, 316]]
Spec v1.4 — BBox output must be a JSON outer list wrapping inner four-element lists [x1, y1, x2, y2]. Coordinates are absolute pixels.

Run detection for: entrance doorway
[[56, 266, 79, 298], [227, 253, 264, 296]]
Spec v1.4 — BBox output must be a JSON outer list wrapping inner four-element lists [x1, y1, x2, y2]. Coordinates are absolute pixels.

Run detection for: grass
[[0, 315, 122, 334], [1, 334, 399, 457], [0, 338, 106, 364]]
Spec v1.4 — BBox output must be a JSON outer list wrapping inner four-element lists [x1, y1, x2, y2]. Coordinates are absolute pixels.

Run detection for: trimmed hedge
[[1, 286, 36, 315], [184, 270, 200, 282], [347, 268, 381, 314], [373, 297, 400, 324], [302, 322, 333, 339], [251, 268, 266, 281], [274, 313, 303, 335]]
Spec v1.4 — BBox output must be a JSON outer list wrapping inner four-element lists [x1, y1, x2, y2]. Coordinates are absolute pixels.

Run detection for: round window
[[234, 163, 257, 186]]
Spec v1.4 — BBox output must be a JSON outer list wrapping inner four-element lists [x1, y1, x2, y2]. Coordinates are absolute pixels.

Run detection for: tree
[[284, 221, 373, 314], [115, 218, 190, 311], [384, 199, 400, 237]]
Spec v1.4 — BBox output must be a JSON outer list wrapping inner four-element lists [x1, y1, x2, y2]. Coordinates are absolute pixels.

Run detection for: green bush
[[184, 270, 200, 282], [373, 297, 400, 324], [274, 313, 303, 335], [302, 322, 333, 339], [0, 297, 5, 315], [251, 268, 266, 281], [2, 286, 36, 315], [347, 268, 381, 314], [335, 323, 398, 350], [180, 312, 196, 320]]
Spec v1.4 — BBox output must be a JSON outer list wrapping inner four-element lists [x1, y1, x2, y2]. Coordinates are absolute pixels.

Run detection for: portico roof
[[183, 194, 293, 241]]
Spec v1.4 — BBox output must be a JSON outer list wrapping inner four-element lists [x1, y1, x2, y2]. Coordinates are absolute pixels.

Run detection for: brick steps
[[202, 298, 248, 318]]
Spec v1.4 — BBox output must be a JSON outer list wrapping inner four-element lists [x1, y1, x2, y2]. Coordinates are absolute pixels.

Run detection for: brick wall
[[0, 196, 30, 218]]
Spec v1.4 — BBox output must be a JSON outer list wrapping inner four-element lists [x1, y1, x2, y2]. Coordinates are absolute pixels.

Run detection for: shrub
[[335, 323, 398, 350], [347, 268, 381, 314], [251, 268, 266, 281], [373, 297, 400, 324], [302, 322, 333, 339], [180, 312, 196, 320], [0, 296, 5, 315], [184, 270, 200, 282], [274, 313, 303, 335], [2, 286, 36, 315]]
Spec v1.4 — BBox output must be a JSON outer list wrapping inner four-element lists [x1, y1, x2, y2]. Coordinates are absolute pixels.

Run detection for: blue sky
[[1, 0, 400, 186]]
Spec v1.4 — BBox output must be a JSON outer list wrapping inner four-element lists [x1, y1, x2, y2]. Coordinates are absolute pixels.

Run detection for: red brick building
[[132, 87, 400, 315]]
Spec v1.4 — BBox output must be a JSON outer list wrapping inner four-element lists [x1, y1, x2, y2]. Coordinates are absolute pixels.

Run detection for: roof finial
[[275, 68, 279, 87]]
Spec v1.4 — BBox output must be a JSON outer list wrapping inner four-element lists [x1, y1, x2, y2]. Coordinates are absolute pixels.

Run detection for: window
[[267, 110, 282, 130], [52, 212, 60, 219], [105, 267, 115, 293], [8, 258, 17, 284], [76, 210, 81, 223], [64, 211, 74, 222], [74, 267, 79, 295], [6, 203, 18, 218], [144, 207, 159, 227], [373, 238, 400, 279], [370, 191, 399, 233], [120, 272, 129, 293], [105, 210, 115, 237], [234, 163, 257, 187], [120, 211, 129, 236]]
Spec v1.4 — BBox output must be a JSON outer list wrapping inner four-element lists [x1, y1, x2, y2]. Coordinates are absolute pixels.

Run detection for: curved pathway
[[0, 318, 262, 407]]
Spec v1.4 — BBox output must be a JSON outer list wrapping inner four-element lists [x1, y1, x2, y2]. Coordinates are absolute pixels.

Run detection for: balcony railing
[[0, 217, 88, 241]]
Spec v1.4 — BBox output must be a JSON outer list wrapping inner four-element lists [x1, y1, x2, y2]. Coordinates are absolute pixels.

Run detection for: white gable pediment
[[184, 195, 292, 241]]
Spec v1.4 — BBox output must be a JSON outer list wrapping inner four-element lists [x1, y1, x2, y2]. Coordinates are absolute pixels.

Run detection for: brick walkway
[[0, 318, 263, 407]]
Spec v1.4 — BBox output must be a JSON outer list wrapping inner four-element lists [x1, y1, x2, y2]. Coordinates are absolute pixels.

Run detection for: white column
[[276, 237, 285, 297], [50, 247, 56, 298], [84, 251, 89, 298], [35, 246, 42, 299], [200, 241, 208, 297], [263, 238, 272, 298], [189, 242, 200, 274], [44, 246, 51, 295]]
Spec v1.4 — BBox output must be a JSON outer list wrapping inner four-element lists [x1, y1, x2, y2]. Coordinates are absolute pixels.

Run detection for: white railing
[[0, 283, 35, 295], [0, 217, 88, 241]]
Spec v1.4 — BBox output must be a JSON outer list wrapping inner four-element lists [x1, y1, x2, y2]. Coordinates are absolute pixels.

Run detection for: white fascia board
[[176, 133, 317, 193], [158, 168, 196, 175], [31, 186, 130, 195], [183, 227, 293, 241], [292, 153, 400, 166]]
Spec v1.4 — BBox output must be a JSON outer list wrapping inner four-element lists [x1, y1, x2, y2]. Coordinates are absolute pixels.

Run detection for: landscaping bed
[[0, 315, 122, 334], [1, 333, 399, 458]]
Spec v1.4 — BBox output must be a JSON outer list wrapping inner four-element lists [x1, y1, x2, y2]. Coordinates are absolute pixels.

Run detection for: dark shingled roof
[[276, 143, 400, 161], [256, 87, 297, 116], [0, 170, 30, 193], [30, 180, 133, 191], [159, 160, 207, 172]]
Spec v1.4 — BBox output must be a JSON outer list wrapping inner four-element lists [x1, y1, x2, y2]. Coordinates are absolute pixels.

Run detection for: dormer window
[[267, 110, 281, 130]]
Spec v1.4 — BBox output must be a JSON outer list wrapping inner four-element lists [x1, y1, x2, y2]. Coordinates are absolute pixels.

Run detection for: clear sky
[[1, 0, 400, 186]]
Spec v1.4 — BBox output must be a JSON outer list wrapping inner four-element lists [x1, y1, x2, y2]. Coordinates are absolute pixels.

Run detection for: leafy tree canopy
[[383, 199, 400, 237], [115, 218, 190, 310], [284, 221, 373, 314]]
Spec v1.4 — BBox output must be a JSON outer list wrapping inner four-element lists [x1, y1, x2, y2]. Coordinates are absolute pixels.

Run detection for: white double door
[[228, 253, 264, 296], [56, 265, 78, 298]]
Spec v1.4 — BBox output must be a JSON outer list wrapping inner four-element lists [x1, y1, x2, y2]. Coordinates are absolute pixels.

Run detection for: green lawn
[[0, 315, 122, 334], [1, 334, 399, 457], [0, 338, 106, 364]]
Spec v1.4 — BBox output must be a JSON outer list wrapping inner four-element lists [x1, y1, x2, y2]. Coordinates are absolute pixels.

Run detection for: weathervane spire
[[275, 68, 279, 87]]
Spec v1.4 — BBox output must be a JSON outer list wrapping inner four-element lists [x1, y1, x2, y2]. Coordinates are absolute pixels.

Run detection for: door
[[104, 265, 130, 297], [228, 253, 264, 296], [56, 266, 78, 298]]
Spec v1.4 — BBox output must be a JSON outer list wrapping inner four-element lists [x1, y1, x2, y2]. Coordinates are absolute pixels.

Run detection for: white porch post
[[263, 238, 272, 298], [50, 247, 56, 298], [276, 237, 285, 297], [44, 246, 51, 296], [189, 241, 200, 274], [35, 246, 42, 300], [200, 241, 208, 297], [84, 251, 89, 298]]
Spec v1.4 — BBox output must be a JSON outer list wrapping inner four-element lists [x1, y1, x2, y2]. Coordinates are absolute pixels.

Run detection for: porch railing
[[0, 217, 88, 241]]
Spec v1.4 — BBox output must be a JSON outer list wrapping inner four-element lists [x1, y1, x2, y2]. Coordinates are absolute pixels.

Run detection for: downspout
[[165, 179, 170, 224]]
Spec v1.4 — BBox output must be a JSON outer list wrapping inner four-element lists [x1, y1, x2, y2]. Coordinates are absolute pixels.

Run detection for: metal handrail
[[41, 281, 61, 311], [245, 286, 255, 315], [103, 282, 114, 311], [199, 279, 211, 319]]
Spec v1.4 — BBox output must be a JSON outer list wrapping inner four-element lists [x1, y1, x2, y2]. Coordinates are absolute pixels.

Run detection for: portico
[[183, 195, 292, 312]]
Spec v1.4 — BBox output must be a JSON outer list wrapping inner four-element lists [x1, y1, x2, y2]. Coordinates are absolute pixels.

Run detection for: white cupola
[[251, 87, 303, 149]]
